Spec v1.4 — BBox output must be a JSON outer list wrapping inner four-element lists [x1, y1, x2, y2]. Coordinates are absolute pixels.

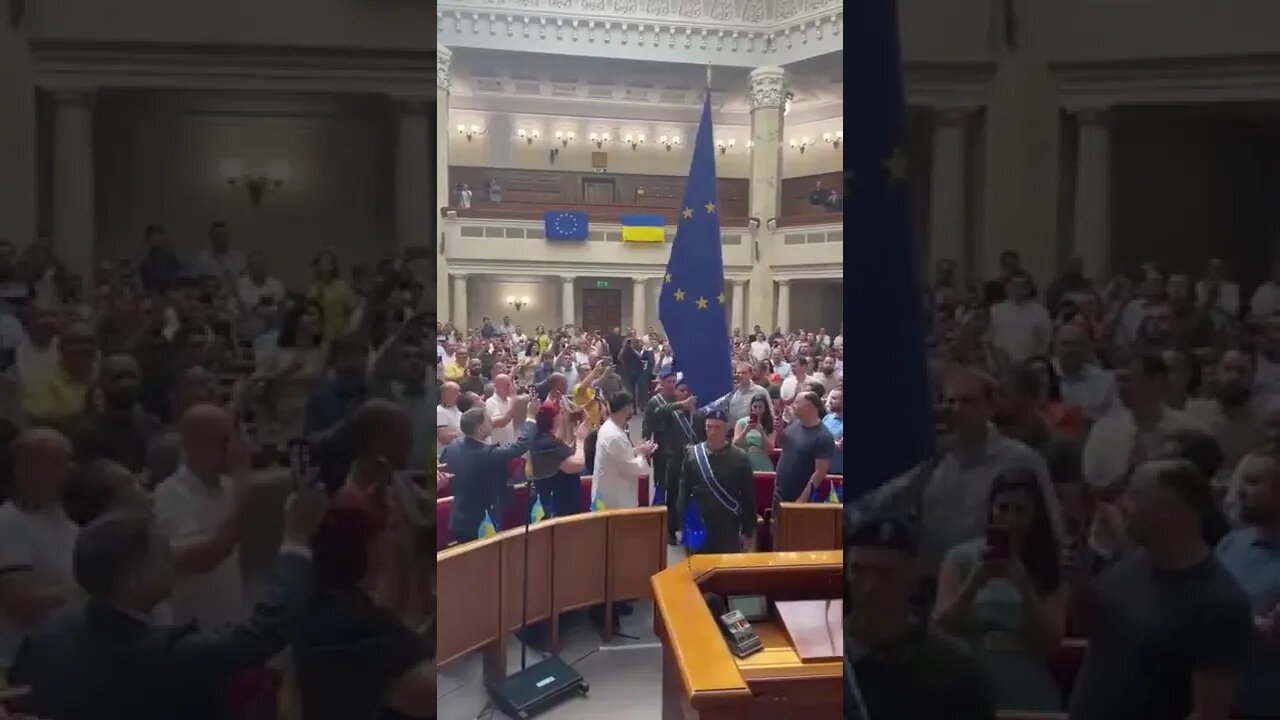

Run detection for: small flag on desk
[[530, 495, 547, 523], [545, 211, 589, 240], [477, 511, 498, 539], [590, 491, 606, 513], [620, 214, 665, 243], [827, 481, 841, 504]]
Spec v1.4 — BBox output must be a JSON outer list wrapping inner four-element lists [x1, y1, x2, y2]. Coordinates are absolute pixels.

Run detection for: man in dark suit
[[8, 484, 327, 720], [618, 337, 649, 409]]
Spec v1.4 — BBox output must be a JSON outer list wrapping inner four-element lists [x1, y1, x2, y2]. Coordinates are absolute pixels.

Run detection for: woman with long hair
[[732, 395, 776, 471], [1024, 356, 1086, 439], [260, 299, 328, 440], [932, 468, 1066, 712], [308, 251, 357, 343]]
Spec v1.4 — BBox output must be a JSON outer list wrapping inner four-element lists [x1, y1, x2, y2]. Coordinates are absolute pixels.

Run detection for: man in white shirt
[[233, 251, 285, 343], [1195, 257, 1240, 328], [0, 430, 80, 675], [193, 221, 246, 281], [749, 333, 771, 362], [591, 390, 658, 510], [1251, 260, 1280, 320], [484, 374, 519, 446], [990, 273, 1051, 364], [436, 381, 463, 455], [1117, 270, 1166, 347], [153, 404, 261, 628], [780, 357, 814, 403], [1054, 323, 1117, 421]]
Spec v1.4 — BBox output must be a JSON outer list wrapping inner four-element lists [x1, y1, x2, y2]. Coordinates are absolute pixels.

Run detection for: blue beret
[[704, 408, 728, 422], [846, 514, 916, 556]]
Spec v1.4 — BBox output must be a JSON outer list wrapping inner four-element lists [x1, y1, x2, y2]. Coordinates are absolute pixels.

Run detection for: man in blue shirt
[[441, 399, 537, 544], [1216, 451, 1280, 718], [821, 388, 844, 476], [773, 391, 834, 512]]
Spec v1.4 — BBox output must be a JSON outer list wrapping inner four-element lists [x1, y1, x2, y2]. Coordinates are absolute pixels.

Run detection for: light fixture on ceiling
[[554, 130, 576, 147], [659, 134, 681, 151], [456, 124, 482, 142], [823, 130, 843, 150], [218, 157, 290, 206], [517, 129, 541, 145], [716, 138, 735, 155], [624, 133, 645, 150], [789, 137, 813, 154], [588, 132, 611, 149], [506, 295, 531, 311]]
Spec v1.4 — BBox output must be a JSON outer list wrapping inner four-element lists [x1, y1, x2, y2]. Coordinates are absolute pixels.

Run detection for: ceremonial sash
[[693, 442, 738, 515], [657, 395, 695, 442]]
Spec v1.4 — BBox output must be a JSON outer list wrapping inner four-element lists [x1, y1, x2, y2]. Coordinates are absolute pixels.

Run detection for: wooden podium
[[651, 551, 843, 720]]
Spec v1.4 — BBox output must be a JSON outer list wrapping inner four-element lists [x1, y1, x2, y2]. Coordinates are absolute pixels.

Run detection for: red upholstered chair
[[436, 497, 454, 550]]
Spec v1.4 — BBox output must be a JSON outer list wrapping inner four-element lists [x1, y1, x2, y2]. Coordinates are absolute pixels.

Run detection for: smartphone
[[749, 410, 760, 425], [984, 526, 1011, 561], [287, 439, 312, 488]]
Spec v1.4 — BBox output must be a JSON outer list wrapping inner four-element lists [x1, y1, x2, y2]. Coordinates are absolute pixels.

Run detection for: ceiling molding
[[31, 41, 435, 97], [1052, 56, 1280, 109]]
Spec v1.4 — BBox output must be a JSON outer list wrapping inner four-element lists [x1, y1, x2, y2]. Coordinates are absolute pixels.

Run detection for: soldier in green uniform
[[653, 375, 698, 545], [642, 369, 679, 507], [678, 408, 757, 555]]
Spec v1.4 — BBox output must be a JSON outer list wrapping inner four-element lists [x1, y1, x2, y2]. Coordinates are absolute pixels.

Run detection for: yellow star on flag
[[695, 297, 709, 310], [884, 149, 908, 181], [717, 293, 726, 304], [704, 201, 716, 214], [673, 289, 686, 301], [681, 207, 693, 219]]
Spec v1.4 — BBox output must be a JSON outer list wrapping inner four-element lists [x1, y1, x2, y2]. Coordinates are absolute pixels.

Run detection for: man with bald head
[[1055, 321, 1116, 421], [0, 429, 79, 676], [22, 320, 97, 430], [436, 381, 462, 455], [484, 374, 519, 447], [72, 354, 162, 474], [152, 404, 261, 627]]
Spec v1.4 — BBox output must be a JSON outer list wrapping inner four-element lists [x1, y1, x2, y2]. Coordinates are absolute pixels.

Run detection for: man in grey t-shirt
[[1069, 459, 1253, 720]]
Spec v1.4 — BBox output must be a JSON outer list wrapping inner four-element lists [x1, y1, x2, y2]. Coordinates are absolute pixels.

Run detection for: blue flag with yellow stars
[[846, 0, 935, 500], [658, 92, 733, 403]]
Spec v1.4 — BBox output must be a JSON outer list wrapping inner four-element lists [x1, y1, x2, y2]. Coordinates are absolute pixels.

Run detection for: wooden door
[[582, 178, 616, 204], [582, 288, 622, 333]]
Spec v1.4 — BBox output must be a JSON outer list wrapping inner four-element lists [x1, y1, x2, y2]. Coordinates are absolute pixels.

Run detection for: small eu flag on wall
[[545, 211, 589, 240]]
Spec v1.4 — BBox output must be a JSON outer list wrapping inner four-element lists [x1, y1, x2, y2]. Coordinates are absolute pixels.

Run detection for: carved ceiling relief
[[677, 0, 703, 18], [741, 0, 765, 23], [709, 0, 736, 22], [614, 0, 639, 14], [644, 0, 672, 17]]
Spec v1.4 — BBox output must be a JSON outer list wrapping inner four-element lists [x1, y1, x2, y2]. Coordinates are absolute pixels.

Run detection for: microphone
[[703, 593, 763, 658]]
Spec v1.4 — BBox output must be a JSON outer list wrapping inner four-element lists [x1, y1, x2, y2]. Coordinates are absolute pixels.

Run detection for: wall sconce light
[[456, 124, 482, 142], [659, 135, 681, 151], [554, 130, 575, 147], [716, 138, 735, 155], [219, 157, 290, 206], [588, 132, 611, 149], [506, 295, 531, 311], [789, 137, 813, 154], [624, 133, 645, 150], [746, 140, 754, 149], [823, 131, 843, 149], [517, 129, 541, 145]]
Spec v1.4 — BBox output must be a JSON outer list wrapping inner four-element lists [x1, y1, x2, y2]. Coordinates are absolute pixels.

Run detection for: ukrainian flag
[[827, 482, 841, 504], [477, 511, 498, 539], [530, 495, 547, 523], [620, 213, 665, 243], [590, 491, 606, 512]]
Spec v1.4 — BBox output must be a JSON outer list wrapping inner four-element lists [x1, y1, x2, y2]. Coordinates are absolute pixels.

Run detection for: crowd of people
[[0, 225, 435, 719], [850, 250, 1280, 720], [434, 318, 844, 554]]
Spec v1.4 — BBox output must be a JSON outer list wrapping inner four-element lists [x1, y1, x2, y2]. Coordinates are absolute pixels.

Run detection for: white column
[[451, 273, 468, 331], [746, 66, 786, 332], [631, 277, 646, 332], [776, 280, 792, 333], [394, 98, 431, 253], [1073, 108, 1112, 280], [929, 108, 969, 282], [436, 47, 453, 325], [51, 89, 96, 287], [561, 276, 576, 328], [731, 279, 747, 334]]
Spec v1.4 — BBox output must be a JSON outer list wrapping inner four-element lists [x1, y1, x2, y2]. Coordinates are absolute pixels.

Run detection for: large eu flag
[[846, 0, 934, 499], [658, 93, 732, 403]]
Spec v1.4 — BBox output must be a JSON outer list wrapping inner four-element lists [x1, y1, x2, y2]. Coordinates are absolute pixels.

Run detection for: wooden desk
[[437, 507, 667, 682], [652, 552, 843, 720], [773, 502, 843, 552]]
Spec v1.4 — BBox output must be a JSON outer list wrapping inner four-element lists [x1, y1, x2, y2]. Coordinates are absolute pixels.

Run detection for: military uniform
[[678, 440, 756, 555], [653, 397, 698, 538]]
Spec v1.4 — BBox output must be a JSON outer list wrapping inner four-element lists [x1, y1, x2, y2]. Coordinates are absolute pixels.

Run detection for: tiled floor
[[437, 546, 687, 720]]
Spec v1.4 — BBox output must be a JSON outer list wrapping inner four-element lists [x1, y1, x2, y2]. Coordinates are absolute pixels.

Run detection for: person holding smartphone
[[931, 468, 1066, 713], [731, 395, 776, 472]]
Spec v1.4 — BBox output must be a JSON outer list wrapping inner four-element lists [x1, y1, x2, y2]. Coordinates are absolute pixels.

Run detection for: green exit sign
[[595, 281, 610, 288]]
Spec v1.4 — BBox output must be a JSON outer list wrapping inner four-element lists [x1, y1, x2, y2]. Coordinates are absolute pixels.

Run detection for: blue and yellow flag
[[827, 482, 840, 504], [477, 511, 497, 539], [620, 214, 665, 243], [657, 92, 733, 403], [846, 0, 934, 500], [529, 495, 547, 523], [590, 491, 606, 513]]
